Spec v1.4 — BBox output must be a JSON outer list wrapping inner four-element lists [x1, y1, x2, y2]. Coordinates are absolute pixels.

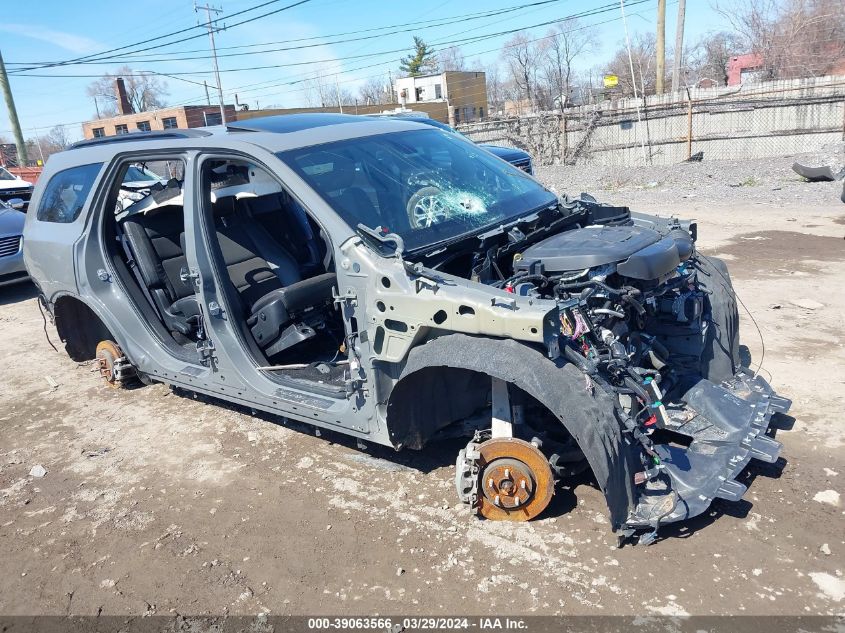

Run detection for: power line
[[12, 1, 650, 79], [9, 0, 314, 74], [178, 0, 659, 109], [195, 2, 228, 124], [5, 0, 568, 67], [146, 0, 657, 111], [6, 0, 658, 133]]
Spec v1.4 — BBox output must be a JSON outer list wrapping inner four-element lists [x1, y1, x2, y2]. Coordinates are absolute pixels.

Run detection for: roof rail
[[69, 129, 213, 150]]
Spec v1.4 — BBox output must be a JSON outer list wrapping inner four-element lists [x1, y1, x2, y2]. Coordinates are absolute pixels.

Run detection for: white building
[[393, 71, 488, 125]]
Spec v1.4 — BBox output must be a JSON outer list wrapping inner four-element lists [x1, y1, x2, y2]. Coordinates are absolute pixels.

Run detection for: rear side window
[[36, 163, 102, 223]]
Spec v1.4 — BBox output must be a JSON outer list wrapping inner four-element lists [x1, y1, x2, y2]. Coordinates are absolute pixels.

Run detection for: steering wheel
[[406, 187, 449, 228]]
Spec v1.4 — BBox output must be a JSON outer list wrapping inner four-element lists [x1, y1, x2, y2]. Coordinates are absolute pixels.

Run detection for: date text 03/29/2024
[[307, 617, 528, 630]]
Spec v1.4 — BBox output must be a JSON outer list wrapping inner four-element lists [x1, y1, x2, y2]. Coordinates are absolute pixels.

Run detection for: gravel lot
[[1, 153, 844, 618]]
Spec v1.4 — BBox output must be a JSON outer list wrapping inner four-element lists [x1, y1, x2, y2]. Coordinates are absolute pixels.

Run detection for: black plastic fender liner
[[385, 334, 638, 530], [697, 255, 741, 384]]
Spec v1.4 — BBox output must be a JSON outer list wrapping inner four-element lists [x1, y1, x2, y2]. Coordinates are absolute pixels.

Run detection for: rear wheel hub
[[95, 340, 125, 388]]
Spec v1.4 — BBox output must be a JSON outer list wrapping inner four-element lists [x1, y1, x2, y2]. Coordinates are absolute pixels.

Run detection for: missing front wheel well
[[54, 296, 115, 361]]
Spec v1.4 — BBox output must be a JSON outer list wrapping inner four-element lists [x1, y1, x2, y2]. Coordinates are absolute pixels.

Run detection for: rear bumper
[[626, 368, 791, 528]]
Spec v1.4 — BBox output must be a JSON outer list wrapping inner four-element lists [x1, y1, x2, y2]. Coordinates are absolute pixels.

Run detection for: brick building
[[727, 53, 766, 86], [81, 77, 237, 139], [82, 104, 237, 139]]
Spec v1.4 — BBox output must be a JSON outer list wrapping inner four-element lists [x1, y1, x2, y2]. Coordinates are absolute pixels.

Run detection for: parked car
[[0, 199, 28, 286], [369, 112, 534, 175], [0, 166, 34, 211], [23, 114, 789, 541]]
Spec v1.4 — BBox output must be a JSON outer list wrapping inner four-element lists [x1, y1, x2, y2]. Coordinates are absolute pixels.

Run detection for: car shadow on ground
[[0, 281, 36, 306], [176, 386, 466, 472], [173, 376, 796, 538]]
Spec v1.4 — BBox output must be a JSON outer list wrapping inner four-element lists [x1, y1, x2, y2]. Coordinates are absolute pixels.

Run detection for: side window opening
[[36, 163, 102, 223], [199, 158, 345, 374], [105, 159, 202, 351]]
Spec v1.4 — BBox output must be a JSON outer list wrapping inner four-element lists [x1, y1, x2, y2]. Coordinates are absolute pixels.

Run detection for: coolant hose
[[621, 293, 646, 315], [555, 279, 620, 296]]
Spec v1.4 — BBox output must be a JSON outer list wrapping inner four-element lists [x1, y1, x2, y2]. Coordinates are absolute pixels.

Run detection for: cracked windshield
[[278, 127, 556, 250]]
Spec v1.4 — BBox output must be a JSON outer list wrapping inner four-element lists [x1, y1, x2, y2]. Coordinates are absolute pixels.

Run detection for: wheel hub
[[95, 340, 124, 388], [475, 438, 554, 521], [482, 458, 533, 509]]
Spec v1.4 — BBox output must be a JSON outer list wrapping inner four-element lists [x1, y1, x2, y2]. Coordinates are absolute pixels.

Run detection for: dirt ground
[[1, 166, 844, 618]]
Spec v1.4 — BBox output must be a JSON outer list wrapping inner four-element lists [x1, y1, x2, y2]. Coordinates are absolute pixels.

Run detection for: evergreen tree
[[399, 37, 437, 77]]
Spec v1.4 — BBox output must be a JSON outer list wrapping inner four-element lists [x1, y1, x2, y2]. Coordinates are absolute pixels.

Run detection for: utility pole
[[620, 0, 649, 164], [316, 71, 325, 108], [0, 50, 28, 166], [655, 0, 666, 94], [31, 128, 45, 165], [671, 0, 687, 92], [195, 3, 227, 124], [203, 80, 211, 105], [335, 76, 343, 114]]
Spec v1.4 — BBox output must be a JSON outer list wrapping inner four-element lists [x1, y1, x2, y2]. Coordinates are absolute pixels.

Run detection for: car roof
[[58, 114, 430, 168]]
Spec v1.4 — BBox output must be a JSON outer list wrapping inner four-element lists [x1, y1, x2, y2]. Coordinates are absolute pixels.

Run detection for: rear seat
[[121, 206, 202, 339], [121, 199, 336, 357]]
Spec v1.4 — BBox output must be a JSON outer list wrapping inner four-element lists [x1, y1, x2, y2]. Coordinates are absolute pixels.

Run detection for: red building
[[727, 53, 765, 86]]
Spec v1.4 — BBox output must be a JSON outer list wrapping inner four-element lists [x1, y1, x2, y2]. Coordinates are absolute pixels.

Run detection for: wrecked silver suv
[[24, 114, 790, 542]]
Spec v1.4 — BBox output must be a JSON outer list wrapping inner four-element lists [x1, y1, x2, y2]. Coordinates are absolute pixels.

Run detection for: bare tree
[[482, 62, 506, 115], [45, 125, 70, 151], [501, 32, 543, 112], [542, 18, 597, 109], [358, 76, 393, 105], [772, 0, 845, 78], [438, 46, 466, 72], [604, 33, 665, 96], [26, 125, 72, 162], [85, 66, 168, 116], [715, 0, 845, 79], [687, 31, 744, 86], [303, 70, 355, 108]]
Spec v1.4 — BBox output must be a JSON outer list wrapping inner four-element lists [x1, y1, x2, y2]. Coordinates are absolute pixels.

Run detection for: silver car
[[23, 114, 790, 543], [0, 199, 28, 286]]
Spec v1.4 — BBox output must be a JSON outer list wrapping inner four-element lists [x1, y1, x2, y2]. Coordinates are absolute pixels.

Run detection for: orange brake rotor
[[95, 340, 124, 388], [476, 437, 554, 522]]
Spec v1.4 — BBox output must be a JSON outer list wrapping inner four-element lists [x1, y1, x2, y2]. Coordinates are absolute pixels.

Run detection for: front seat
[[306, 154, 380, 226], [240, 191, 324, 277], [212, 198, 336, 357]]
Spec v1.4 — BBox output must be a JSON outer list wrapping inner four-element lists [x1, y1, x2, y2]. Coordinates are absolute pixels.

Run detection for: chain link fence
[[458, 76, 845, 168]]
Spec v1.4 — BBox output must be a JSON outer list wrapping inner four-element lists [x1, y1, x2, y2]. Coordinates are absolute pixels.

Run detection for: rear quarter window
[[36, 163, 102, 223]]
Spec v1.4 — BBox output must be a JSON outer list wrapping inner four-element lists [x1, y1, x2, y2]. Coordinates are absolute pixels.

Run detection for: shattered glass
[[278, 128, 556, 250]]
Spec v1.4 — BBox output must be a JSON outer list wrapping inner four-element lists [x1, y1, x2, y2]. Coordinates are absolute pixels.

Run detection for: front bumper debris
[[626, 367, 791, 529]]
